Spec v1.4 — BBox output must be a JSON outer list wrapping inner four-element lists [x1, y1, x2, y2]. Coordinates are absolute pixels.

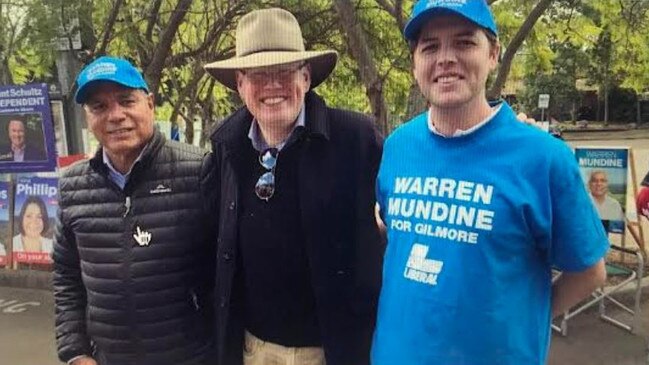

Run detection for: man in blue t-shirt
[[371, 1, 609, 364]]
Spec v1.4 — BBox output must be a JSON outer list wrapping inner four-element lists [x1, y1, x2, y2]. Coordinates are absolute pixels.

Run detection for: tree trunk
[[94, 0, 124, 57], [199, 79, 216, 148], [375, 0, 406, 30], [144, 0, 193, 95], [184, 66, 207, 145], [637, 97, 641, 125], [604, 83, 609, 126], [0, 55, 12, 85], [405, 83, 427, 121], [571, 101, 576, 124], [596, 91, 601, 123], [0, 4, 8, 85], [185, 113, 194, 145], [487, 0, 554, 99], [334, 0, 389, 135], [145, 0, 164, 42], [167, 60, 205, 144]]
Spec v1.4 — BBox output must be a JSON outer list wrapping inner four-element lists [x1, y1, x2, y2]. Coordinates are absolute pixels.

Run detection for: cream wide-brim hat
[[204, 8, 338, 91]]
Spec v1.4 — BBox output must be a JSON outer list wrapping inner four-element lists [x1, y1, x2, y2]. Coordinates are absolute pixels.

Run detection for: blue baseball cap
[[404, 0, 498, 42], [75, 56, 149, 104]]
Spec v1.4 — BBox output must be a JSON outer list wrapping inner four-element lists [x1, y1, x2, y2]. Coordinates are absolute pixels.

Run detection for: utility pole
[[55, 52, 85, 155], [53, 14, 86, 155]]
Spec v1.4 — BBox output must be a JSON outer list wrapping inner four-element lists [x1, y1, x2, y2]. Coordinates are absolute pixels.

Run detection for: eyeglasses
[[255, 148, 279, 201], [241, 63, 306, 85]]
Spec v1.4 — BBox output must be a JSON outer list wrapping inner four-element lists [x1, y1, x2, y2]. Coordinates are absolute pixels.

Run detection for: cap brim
[[204, 50, 338, 90], [75, 77, 150, 104]]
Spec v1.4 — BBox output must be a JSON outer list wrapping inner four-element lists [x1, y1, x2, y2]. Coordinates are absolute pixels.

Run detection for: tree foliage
[[502, 0, 649, 124], [2, 0, 649, 145], [0, 0, 63, 84]]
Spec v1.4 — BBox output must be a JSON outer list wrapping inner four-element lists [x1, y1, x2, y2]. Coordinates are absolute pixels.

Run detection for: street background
[[1, 283, 647, 365], [1, 131, 649, 365]]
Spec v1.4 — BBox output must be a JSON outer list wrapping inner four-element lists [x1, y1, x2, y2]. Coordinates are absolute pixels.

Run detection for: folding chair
[[552, 244, 644, 336]]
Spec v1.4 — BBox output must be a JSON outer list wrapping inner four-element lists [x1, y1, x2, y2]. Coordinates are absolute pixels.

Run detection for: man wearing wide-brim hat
[[203, 7, 384, 365]]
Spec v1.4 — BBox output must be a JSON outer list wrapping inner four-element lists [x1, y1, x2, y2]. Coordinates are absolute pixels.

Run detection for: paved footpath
[[548, 286, 649, 365], [0, 286, 59, 365], [1, 285, 648, 365]]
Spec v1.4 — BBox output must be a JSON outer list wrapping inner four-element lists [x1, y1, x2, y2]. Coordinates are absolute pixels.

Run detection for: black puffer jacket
[[53, 131, 215, 365]]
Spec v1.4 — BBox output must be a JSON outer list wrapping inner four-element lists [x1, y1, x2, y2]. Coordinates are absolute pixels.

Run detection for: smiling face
[[236, 62, 311, 132], [412, 14, 499, 111], [589, 171, 609, 199], [83, 82, 155, 167], [8, 119, 26, 149], [22, 203, 44, 239]]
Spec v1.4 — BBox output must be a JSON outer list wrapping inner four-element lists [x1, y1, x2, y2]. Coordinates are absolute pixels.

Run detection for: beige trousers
[[243, 331, 326, 365]]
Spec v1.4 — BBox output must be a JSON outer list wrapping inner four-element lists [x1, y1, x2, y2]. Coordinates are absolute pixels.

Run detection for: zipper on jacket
[[123, 196, 131, 217]]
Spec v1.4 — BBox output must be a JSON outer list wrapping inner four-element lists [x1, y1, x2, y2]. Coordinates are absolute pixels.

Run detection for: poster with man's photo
[[12, 176, 58, 265], [0, 181, 10, 267], [0, 84, 57, 173], [575, 147, 629, 236]]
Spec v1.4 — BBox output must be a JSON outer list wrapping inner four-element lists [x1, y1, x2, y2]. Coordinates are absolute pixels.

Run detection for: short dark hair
[[18, 195, 50, 236], [6, 118, 24, 132], [82, 83, 150, 106], [409, 28, 499, 54]]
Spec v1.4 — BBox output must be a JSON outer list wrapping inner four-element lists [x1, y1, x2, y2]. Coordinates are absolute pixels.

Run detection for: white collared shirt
[[428, 104, 502, 138]]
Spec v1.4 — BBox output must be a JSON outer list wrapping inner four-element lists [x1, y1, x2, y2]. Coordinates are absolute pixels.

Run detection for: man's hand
[[375, 203, 386, 235], [70, 356, 97, 365], [516, 112, 538, 127], [636, 186, 649, 219]]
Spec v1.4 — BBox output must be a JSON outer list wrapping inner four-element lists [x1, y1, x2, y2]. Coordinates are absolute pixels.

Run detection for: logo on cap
[[428, 0, 467, 7], [86, 62, 118, 80]]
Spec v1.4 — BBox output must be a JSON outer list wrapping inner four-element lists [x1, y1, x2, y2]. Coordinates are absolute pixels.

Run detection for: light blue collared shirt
[[102, 147, 147, 190], [247, 106, 306, 152]]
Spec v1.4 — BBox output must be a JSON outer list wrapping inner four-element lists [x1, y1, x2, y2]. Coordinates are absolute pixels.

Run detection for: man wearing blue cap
[[371, 1, 608, 364], [52, 56, 215, 365]]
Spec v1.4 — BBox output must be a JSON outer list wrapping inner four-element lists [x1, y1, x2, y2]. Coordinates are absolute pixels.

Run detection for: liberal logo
[[403, 243, 444, 285]]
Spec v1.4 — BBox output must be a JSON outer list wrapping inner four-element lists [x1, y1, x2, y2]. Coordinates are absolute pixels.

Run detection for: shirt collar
[[12, 145, 25, 162], [428, 104, 502, 138], [102, 145, 148, 189], [248, 105, 306, 152]]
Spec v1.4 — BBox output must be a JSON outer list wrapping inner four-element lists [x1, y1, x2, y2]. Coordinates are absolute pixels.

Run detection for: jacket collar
[[211, 91, 330, 154], [89, 128, 165, 176]]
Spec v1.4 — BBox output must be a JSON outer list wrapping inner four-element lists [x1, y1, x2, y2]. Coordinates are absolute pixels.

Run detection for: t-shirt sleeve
[[547, 144, 609, 272]]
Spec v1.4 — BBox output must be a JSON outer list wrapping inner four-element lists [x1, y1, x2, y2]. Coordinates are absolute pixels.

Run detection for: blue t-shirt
[[371, 102, 609, 365]]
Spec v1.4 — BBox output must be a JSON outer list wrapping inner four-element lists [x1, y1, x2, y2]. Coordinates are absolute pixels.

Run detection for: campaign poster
[[575, 147, 628, 236], [0, 84, 57, 173], [12, 176, 58, 265], [0, 181, 10, 267]]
